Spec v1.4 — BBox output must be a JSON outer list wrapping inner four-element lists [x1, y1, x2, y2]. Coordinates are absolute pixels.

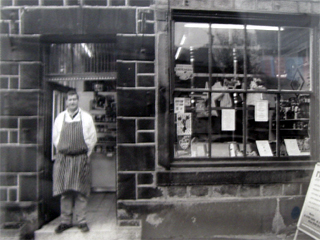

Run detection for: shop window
[[171, 12, 317, 161]]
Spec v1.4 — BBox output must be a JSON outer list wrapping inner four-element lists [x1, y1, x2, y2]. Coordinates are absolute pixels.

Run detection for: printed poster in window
[[174, 97, 185, 113], [255, 100, 269, 122], [174, 64, 193, 80], [177, 113, 192, 136], [176, 135, 191, 157]]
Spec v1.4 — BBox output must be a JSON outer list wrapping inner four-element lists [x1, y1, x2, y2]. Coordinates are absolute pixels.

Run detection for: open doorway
[[42, 41, 118, 223]]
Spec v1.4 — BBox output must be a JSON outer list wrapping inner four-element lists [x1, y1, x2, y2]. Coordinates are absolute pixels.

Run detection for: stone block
[[15, 0, 38, 5], [279, 196, 305, 226], [138, 9, 154, 21], [138, 173, 154, 185], [138, 22, 154, 34], [137, 75, 155, 87], [312, 2, 320, 14], [118, 174, 136, 200], [9, 131, 18, 143], [22, 8, 81, 35], [118, 145, 155, 171], [110, 0, 126, 6], [66, 0, 80, 5], [19, 118, 38, 144], [119, 198, 278, 237], [42, 0, 64, 6], [0, 77, 9, 89], [19, 175, 37, 201], [83, 0, 107, 6], [117, 35, 155, 61], [301, 182, 309, 195], [188, 0, 211, 9], [0, 92, 38, 116], [169, 0, 185, 7], [1, 9, 19, 20], [298, 2, 311, 13], [283, 183, 300, 196], [9, 189, 17, 201], [256, 0, 272, 11], [190, 186, 209, 197], [138, 187, 164, 199], [137, 119, 154, 130], [0, 36, 40, 61], [137, 62, 154, 73], [0, 189, 7, 201], [117, 90, 155, 117], [212, 185, 239, 197], [0, 174, 17, 186], [117, 119, 135, 143], [0, 146, 37, 172], [137, 132, 154, 143], [130, 0, 154, 6], [0, 22, 9, 34], [117, 62, 136, 87], [1, 0, 13, 6], [168, 186, 187, 198], [10, 78, 19, 89], [213, 0, 234, 9], [262, 184, 282, 196], [235, 0, 256, 10], [0, 131, 8, 143], [273, 1, 298, 13], [83, 8, 136, 34], [0, 118, 18, 128], [0, 62, 18, 75], [239, 184, 261, 197], [20, 64, 41, 89]]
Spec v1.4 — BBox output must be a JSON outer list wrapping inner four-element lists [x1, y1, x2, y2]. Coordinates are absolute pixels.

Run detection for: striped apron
[[53, 113, 90, 197]]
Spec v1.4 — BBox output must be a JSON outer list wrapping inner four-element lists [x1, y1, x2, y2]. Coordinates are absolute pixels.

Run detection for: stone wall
[[0, 0, 157, 238], [0, 0, 319, 238]]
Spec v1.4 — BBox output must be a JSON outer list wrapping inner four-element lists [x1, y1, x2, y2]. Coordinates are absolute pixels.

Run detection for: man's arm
[[52, 113, 63, 148], [84, 113, 97, 157]]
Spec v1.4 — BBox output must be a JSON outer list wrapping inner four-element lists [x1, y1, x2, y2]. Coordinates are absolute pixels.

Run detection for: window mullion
[[208, 24, 213, 158], [276, 27, 281, 157], [243, 25, 248, 157]]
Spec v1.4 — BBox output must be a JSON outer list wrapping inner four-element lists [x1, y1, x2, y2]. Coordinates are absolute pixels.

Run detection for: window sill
[[157, 159, 316, 186]]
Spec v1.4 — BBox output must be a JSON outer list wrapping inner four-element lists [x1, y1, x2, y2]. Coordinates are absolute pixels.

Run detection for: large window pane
[[174, 22, 209, 89], [172, 20, 312, 160], [211, 24, 245, 76], [278, 93, 310, 156], [280, 28, 310, 90], [247, 26, 279, 90]]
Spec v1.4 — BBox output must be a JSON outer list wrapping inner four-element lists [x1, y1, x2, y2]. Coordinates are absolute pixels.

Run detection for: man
[[52, 90, 97, 234]]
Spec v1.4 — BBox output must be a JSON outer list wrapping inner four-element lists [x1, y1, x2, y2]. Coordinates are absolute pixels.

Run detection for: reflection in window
[[173, 22, 311, 159], [47, 43, 117, 74]]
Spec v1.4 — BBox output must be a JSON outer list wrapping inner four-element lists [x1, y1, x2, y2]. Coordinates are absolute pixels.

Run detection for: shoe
[[55, 223, 73, 234], [78, 223, 90, 232]]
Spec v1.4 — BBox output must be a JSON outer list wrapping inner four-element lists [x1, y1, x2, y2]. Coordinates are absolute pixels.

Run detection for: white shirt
[[52, 108, 97, 156]]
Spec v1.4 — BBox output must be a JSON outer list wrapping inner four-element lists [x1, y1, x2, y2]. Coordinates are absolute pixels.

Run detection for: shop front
[[0, 0, 319, 239]]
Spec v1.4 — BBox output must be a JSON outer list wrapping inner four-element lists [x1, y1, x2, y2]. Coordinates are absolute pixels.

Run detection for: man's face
[[66, 94, 79, 112]]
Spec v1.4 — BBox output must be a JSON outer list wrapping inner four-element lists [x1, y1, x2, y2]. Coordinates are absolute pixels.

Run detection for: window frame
[[168, 10, 320, 167]]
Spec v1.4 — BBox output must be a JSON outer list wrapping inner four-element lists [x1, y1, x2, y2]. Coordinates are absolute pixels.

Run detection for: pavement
[[34, 193, 314, 240]]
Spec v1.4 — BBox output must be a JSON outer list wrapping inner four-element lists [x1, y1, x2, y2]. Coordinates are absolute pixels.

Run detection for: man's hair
[[67, 90, 79, 99]]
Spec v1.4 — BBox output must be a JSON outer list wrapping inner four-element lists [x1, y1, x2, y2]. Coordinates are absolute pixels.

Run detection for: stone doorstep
[[35, 224, 142, 240], [35, 216, 142, 240]]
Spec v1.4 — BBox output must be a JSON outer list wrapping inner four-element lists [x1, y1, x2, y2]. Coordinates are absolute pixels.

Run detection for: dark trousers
[[60, 191, 88, 225]]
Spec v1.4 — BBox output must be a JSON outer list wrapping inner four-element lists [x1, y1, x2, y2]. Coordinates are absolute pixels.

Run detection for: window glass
[[278, 93, 310, 156], [280, 28, 310, 91], [173, 21, 312, 159], [174, 22, 209, 88], [247, 26, 279, 90]]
